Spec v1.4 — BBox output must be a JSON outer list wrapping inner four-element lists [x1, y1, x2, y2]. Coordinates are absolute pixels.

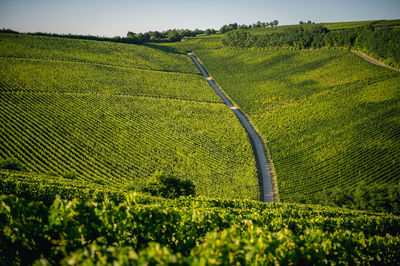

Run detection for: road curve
[[189, 53, 274, 202]]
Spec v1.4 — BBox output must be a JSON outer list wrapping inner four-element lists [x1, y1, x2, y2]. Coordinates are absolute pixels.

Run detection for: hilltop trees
[[221, 24, 400, 66], [205, 29, 217, 35], [167, 30, 182, 42], [221, 20, 279, 33]]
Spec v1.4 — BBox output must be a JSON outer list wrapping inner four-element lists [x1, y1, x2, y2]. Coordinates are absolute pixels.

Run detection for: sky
[[0, 0, 399, 37]]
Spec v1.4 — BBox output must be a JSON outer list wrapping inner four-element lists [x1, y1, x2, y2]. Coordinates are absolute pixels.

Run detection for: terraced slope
[[0, 33, 259, 200], [190, 47, 400, 201]]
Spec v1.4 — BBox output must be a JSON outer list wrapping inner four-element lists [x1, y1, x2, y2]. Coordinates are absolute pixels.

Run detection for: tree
[[167, 30, 182, 42], [273, 20, 279, 26], [141, 171, 195, 199], [299, 21, 304, 24], [205, 29, 216, 35], [0, 158, 25, 171]]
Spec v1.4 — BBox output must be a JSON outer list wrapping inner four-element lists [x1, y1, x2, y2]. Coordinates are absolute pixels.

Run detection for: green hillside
[[2, 193, 400, 264], [1, 19, 400, 265], [0, 33, 199, 73], [192, 48, 400, 202], [322, 19, 400, 30], [0, 33, 259, 200], [161, 24, 400, 203]]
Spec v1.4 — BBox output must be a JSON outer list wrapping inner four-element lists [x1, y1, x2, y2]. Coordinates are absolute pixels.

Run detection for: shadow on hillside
[[144, 43, 186, 55]]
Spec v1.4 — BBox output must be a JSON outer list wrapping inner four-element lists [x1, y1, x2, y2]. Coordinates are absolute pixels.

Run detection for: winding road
[[188, 53, 274, 202]]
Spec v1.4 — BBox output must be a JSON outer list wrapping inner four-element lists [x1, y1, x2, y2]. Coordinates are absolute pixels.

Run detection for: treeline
[[219, 20, 279, 33], [0, 28, 207, 45], [222, 24, 400, 66], [0, 28, 19, 34], [126, 28, 205, 43]]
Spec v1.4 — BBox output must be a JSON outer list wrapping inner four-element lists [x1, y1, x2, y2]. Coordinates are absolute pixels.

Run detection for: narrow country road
[[351, 50, 400, 73], [189, 53, 274, 202]]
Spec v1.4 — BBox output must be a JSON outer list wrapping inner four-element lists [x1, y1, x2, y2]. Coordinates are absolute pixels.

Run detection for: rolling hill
[[1, 20, 400, 264], [0, 33, 259, 200], [162, 20, 400, 204]]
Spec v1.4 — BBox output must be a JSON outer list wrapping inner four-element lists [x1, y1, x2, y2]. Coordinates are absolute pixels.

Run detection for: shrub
[[141, 171, 195, 199], [0, 158, 25, 171], [93, 179, 105, 185], [62, 171, 78, 179]]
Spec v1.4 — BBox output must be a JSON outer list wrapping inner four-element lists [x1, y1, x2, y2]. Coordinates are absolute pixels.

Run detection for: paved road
[[189, 53, 274, 202]]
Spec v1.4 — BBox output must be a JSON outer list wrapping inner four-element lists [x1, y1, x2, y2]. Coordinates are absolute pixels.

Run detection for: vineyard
[[0, 57, 222, 102], [175, 43, 400, 203], [2, 193, 400, 264], [0, 33, 259, 200], [0, 33, 199, 73], [1, 20, 400, 264]]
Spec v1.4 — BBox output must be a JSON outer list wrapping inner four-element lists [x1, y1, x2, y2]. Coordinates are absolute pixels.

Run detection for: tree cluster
[[0, 28, 206, 46], [290, 182, 400, 215], [127, 28, 205, 43], [0, 28, 19, 34], [141, 171, 195, 199], [222, 24, 400, 66], [219, 20, 279, 33], [299, 20, 315, 25]]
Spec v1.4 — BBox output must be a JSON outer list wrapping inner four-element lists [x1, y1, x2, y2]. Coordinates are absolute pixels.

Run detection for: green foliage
[[0, 158, 24, 171], [205, 28, 216, 35], [222, 24, 400, 67], [295, 182, 400, 214], [167, 30, 182, 42], [61, 171, 78, 180], [1, 194, 399, 264], [322, 19, 400, 30], [191, 47, 400, 203], [141, 171, 195, 198]]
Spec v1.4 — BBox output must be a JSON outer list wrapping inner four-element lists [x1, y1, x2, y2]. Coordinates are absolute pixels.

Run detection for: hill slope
[[194, 47, 400, 202], [162, 24, 400, 203], [0, 33, 259, 200]]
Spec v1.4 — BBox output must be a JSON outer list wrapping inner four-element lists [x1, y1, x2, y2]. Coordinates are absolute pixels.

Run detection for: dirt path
[[351, 50, 400, 73], [188, 53, 274, 202]]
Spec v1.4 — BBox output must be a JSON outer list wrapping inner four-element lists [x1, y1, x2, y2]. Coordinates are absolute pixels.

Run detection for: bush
[[62, 171, 78, 179], [0, 158, 25, 171], [306, 182, 400, 214], [141, 171, 195, 199], [167, 31, 182, 42]]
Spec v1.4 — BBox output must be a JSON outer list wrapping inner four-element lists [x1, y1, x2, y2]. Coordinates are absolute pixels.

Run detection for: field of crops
[[0, 33, 259, 200], [2, 193, 400, 264], [322, 19, 400, 30], [187, 46, 400, 202], [0, 33, 198, 73], [0, 57, 221, 102], [1, 21, 400, 265]]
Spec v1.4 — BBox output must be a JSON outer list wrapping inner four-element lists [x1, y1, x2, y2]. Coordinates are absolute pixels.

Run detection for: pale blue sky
[[0, 0, 399, 37]]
